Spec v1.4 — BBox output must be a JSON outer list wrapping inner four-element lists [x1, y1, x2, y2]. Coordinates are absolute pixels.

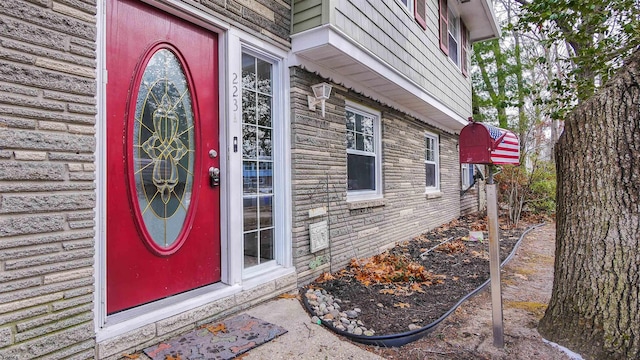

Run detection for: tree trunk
[[538, 50, 640, 359]]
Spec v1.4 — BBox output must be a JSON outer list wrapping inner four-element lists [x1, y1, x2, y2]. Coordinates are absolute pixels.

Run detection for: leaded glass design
[[133, 48, 195, 248], [241, 52, 274, 269]]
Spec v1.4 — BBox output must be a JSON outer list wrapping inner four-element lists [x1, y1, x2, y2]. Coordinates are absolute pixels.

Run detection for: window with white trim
[[346, 104, 382, 200], [461, 22, 470, 76], [398, 0, 427, 29], [439, 0, 470, 74], [241, 52, 275, 269], [425, 133, 440, 191], [447, 8, 460, 65], [397, 0, 413, 14], [461, 163, 475, 190]]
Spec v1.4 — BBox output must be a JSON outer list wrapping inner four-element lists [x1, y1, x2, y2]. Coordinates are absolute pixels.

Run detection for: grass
[[505, 301, 548, 318]]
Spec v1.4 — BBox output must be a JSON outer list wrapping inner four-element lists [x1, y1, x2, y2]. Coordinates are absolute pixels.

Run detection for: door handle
[[209, 167, 220, 188]]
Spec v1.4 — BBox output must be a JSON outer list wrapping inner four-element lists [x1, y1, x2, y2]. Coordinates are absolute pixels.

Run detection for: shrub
[[495, 158, 556, 225]]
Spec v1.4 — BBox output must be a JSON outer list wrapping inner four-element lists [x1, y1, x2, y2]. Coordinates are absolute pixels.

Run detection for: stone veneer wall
[[290, 67, 462, 284], [0, 0, 292, 359], [0, 0, 98, 358], [461, 188, 480, 215], [186, 0, 292, 48]]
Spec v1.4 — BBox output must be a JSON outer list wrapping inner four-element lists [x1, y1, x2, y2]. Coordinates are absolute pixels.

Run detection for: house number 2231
[[232, 72, 239, 113]]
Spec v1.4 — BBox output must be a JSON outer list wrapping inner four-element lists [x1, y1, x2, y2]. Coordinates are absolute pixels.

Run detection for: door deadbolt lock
[[209, 167, 220, 188]]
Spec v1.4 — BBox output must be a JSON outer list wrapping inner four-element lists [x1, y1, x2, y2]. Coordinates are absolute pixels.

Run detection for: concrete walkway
[[135, 224, 572, 359], [243, 296, 383, 360]]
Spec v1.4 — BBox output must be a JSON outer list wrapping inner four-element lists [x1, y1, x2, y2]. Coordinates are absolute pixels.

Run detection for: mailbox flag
[[484, 124, 520, 165]]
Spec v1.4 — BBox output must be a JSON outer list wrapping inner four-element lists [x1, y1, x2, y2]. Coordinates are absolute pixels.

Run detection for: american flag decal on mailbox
[[459, 121, 520, 166], [484, 124, 520, 165]]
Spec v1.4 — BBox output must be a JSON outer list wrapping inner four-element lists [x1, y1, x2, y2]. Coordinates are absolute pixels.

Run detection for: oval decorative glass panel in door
[[132, 48, 195, 251]]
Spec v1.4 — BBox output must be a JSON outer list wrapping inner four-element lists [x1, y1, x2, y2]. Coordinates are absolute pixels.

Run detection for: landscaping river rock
[[305, 288, 376, 336]]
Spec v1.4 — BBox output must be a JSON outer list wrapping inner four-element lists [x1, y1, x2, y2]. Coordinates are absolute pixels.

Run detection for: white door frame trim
[[94, 0, 292, 341]]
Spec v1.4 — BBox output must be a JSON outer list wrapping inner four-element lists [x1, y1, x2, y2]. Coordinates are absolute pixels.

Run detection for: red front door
[[106, 0, 220, 314]]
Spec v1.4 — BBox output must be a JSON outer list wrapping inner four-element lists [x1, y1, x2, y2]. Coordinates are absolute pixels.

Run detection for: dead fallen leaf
[[393, 302, 410, 309], [379, 289, 395, 295], [122, 355, 139, 359], [201, 323, 227, 335], [315, 272, 335, 283], [165, 356, 181, 360], [278, 293, 299, 299]]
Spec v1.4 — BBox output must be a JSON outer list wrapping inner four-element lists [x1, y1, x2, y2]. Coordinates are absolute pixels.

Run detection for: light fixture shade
[[311, 82, 332, 100]]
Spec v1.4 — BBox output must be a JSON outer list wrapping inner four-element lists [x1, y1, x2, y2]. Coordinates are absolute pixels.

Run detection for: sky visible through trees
[[471, 0, 640, 162]]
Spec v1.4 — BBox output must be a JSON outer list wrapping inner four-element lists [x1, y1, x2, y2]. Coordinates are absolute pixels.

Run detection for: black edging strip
[[300, 223, 546, 347]]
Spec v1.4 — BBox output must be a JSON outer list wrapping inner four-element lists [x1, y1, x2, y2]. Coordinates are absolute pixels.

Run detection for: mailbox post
[[459, 121, 519, 348]]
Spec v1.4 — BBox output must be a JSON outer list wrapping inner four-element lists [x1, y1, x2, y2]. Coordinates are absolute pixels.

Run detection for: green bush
[[528, 161, 556, 214], [495, 158, 556, 224]]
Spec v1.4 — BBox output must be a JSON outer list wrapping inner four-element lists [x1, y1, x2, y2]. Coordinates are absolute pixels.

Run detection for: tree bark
[[538, 50, 640, 359]]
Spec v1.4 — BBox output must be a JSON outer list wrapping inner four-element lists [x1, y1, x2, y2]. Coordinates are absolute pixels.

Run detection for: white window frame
[[238, 45, 289, 280], [447, 7, 461, 67], [346, 101, 382, 202], [424, 132, 440, 193], [238, 46, 282, 278], [396, 0, 414, 14], [461, 163, 474, 190]]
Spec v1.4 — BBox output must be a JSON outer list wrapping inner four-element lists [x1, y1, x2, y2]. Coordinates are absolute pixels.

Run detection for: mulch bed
[[308, 212, 548, 336]]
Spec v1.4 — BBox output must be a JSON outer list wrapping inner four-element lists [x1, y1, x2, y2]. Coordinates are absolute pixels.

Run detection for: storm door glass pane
[[242, 52, 275, 269], [257, 94, 272, 127], [260, 196, 273, 227], [243, 232, 259, 267], [243, 161, 258, 195], [258, 128, 272, 160], [260, 229, 274, 261], [243, 197, 257, 232], [256, 59, 272, 94], [242, 124, 257, 159], [133, 48, 194, 248]]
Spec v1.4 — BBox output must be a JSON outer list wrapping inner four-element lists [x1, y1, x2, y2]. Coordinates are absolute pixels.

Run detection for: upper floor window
[[439, 0, 470, 75], [425, 132, 440, 192], [398, 0, 426, 30], [447, 9, 460, 65], [398, 0, 413, 13], [461, 24, 469, 76], [346, 103, 382, 200]]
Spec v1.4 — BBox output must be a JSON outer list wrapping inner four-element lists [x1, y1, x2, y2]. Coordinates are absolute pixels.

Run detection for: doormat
[[143, 314, 287, 359]]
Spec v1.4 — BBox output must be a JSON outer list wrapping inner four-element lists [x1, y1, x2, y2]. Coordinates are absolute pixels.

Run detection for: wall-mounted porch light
[[307, 82, 333, 117]]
